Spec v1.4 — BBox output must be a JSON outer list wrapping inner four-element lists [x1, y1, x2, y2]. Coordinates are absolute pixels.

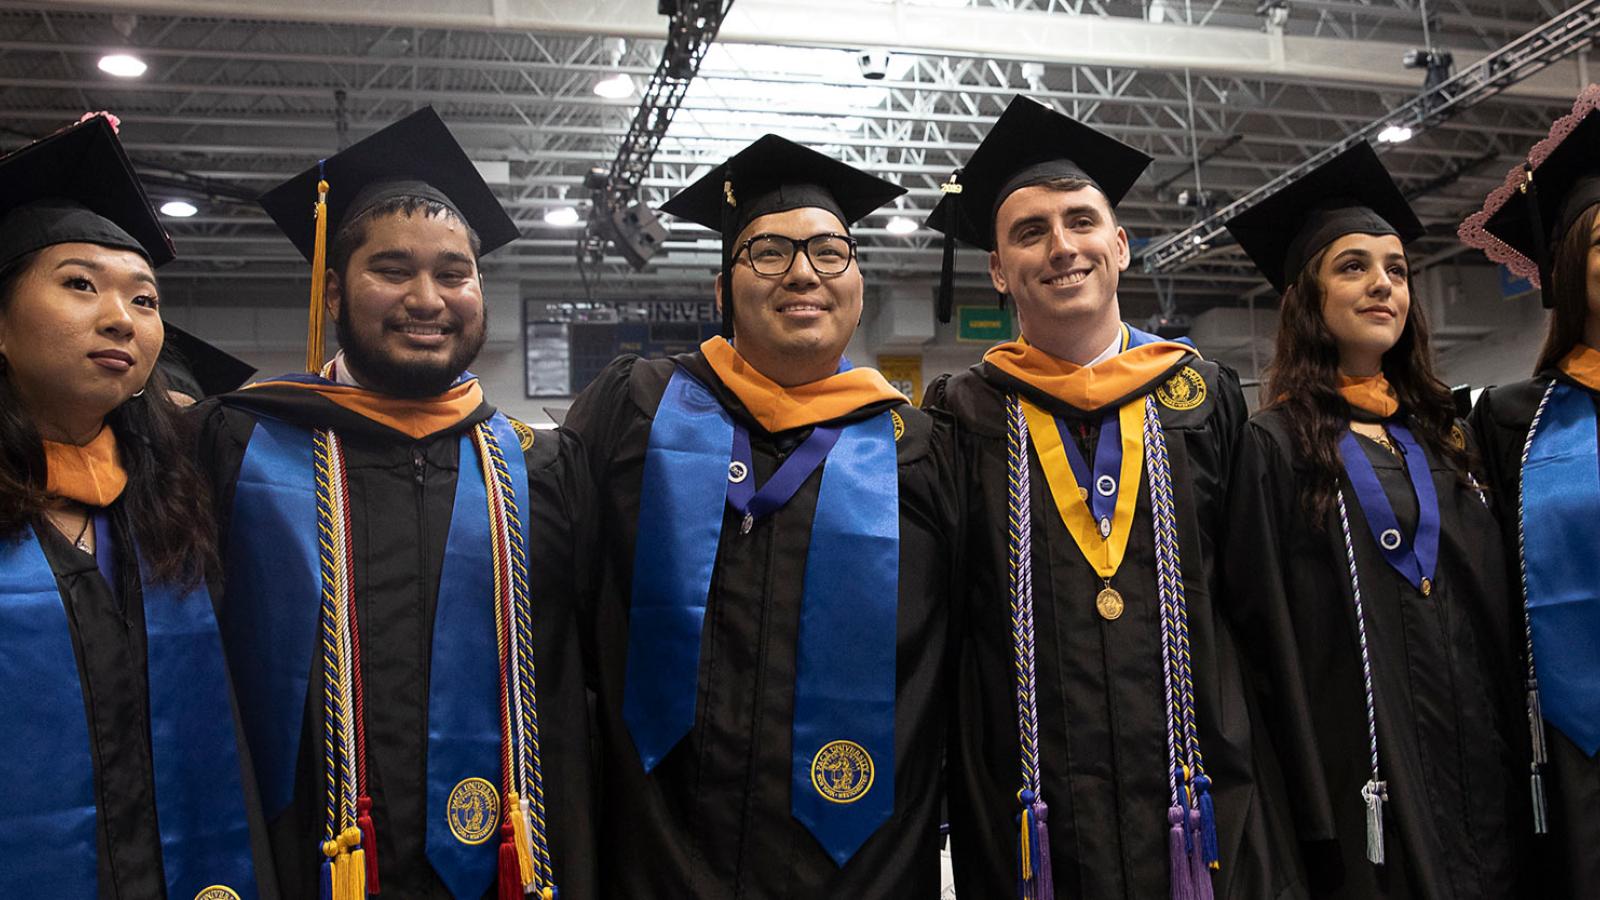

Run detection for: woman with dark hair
[[1220, 142, 1522, 899], [1462, 85, 1600, 899], [0, 114, 272, 899]]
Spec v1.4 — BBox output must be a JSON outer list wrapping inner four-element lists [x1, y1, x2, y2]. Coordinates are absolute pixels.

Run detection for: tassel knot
[[1168, 805, 1195, 900], [498, 822, 520, 900], [1193, 773, 1220, 867], [357, 795, 381, 894], [1361, 779, 1388, 865]]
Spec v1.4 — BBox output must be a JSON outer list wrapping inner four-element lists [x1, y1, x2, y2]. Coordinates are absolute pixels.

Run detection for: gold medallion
[[1420, 577, 1432, 597], [891, 409, 905, 442], [1096, 586, 1125, 621], [194, 888, 242, 900]]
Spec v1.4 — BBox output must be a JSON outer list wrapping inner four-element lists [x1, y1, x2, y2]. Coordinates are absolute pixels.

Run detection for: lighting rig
[[1140, 0, 1600, 274], [578, 0, 736, 272]]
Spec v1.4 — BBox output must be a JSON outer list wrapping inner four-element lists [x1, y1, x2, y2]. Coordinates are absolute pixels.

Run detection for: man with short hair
[[925, 95, 1304, 899], [197, 108, 594, 899], [564, 135, 961, 897]]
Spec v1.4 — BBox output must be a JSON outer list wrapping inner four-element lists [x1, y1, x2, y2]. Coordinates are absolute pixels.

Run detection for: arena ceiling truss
[[0, 0, 1591, 323]]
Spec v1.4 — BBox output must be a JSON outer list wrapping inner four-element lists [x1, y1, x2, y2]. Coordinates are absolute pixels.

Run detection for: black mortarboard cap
[[1459, 91, 1600, 308], [1225, 141, 1423, 294], [0, 114, 174, 271], [257, 106, 520, 260], [926, 95, 1153, 253], [923, 95, 1152, 321], [159, 323, 257, 399], [659, 134, 904, 337]]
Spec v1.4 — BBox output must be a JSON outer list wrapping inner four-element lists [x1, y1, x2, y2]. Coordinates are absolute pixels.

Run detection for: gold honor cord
[[1020, 396, 1144, 618]]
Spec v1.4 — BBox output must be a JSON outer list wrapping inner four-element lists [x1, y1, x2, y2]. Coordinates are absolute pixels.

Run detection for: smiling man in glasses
[[564, 134, 962, 897]]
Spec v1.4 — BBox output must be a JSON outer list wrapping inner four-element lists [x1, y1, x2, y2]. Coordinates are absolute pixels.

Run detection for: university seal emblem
[[1156, 366, 1206, 411], [811, 739, 875, 804], [446, 776, 500, 845], [509, 418, 537, 451], [194, 888, 241, 900]]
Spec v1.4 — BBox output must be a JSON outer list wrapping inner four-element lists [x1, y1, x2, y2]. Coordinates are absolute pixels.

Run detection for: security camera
[[857, 50, 892, 80]]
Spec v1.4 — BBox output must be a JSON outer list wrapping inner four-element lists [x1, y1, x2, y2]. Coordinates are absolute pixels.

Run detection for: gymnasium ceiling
[[0, 0, 1590, 321]]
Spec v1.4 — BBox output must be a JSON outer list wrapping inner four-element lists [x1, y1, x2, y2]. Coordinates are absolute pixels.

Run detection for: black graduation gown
[[1226, 408, 1523, 899], [26, 510, 278, 900], [195, 388, 596, 900], [563, 351, 960, 900], [925, 360, 1305, 900], [1472, 373, 1600, 899]]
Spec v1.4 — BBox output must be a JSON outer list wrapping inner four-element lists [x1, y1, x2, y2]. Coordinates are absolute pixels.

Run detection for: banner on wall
[[956, 306, 1014, 343], [878, 355, 923, 405]]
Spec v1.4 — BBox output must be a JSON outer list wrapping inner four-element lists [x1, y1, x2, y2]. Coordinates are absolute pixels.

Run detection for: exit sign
[[957, 306, 1014, 343]]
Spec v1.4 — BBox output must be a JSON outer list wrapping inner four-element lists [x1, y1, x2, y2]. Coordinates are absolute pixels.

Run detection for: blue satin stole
[[221, 412, 527, 897], [0, 523, 257, 899], [625, 367, 900, 866], [1337, 423, 1440, 595], [1522, 381, 1600, 756]]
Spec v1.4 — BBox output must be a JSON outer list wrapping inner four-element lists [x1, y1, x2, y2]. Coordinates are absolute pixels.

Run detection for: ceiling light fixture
[[98, 53, 147, 78], [543, 206, 581, 227], [1377, 123, 1414, 143], [885, 215, 918, 235], [160, 200, 198, 218], [593, 73, 634, 99]]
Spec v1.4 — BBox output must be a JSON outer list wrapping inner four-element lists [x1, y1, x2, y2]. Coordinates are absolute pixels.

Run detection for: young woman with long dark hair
[[1462, 85, 1600, 899], [1221, 142, 1522, 899], [0, 115, 272, 899]]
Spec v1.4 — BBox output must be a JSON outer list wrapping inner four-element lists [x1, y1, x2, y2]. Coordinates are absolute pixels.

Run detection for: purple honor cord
[[727, 422, 846, 532]]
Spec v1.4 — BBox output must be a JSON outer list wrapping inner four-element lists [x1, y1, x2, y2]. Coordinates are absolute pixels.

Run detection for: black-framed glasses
[[737, 233, 858, 276]]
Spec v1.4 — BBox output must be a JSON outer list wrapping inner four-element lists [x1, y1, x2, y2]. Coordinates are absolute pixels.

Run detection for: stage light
[[885, 215, 918, 235], [160, 200, 197, 218], [594, 73, 634, 99], [544, 206, 581, 227], [98, 54, 147, 78], [1378, 123, 1414, 143]]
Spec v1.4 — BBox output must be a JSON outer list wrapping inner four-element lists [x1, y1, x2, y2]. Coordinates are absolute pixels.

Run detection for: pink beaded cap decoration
[[1457, 83, 1600, 287]]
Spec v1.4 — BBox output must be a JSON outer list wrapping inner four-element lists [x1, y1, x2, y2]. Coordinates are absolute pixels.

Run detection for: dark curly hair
[[0, 249, 218, 586], [1264, 243, 1477, 525]]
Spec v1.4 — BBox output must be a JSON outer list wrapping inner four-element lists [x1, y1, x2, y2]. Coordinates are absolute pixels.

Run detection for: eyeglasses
[[736, 232, 857, 276]]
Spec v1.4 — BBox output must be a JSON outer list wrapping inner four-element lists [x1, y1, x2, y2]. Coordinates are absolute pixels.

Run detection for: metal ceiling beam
[[23, 0, 1589, 98], [1142, 0, 1600, 272]]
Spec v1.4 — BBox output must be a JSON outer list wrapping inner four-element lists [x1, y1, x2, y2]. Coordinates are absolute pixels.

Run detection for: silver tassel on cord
[[1528, 682, 1549, 834], [1361, 779, 1388, 865]]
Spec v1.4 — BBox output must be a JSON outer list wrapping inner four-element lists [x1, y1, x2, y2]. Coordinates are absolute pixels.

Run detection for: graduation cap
[[159, 323, 257, 399], [658, 134, 905, 337], [923, 95, 1154, 322], [1225, 141, 1423, 294], [0, 114, 174, 272], [1459, 86, 1600, 308], [257, 106, 520, 371]]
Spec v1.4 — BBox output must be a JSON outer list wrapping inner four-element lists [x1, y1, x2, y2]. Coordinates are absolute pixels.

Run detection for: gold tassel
[[332, 826, 365, 900], [307, 177, 330, 373], [508, 790, 535, 887]]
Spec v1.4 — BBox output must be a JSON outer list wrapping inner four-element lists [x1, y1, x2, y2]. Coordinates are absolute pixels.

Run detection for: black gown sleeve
[[1221, 422, 1340, 847]]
